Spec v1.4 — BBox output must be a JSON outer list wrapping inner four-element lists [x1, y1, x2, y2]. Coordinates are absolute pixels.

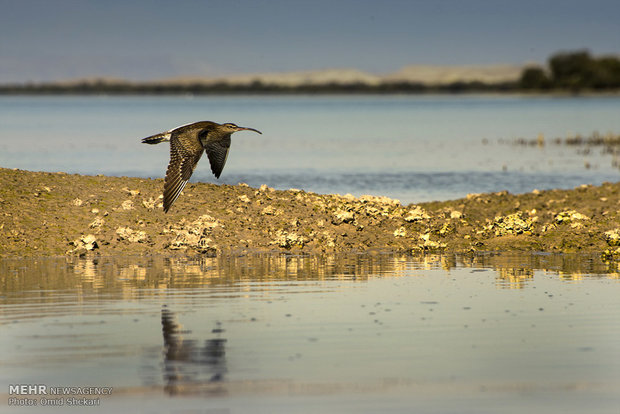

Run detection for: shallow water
[[1, 253, 619, 413], [2, 95, 620, 203]]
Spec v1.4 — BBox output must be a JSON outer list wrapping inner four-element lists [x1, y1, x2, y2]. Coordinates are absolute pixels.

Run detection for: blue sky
[[1, 0, 619, 83]]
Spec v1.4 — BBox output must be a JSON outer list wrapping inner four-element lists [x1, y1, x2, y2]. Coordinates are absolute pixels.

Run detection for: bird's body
[[142, 121, 261, 213]]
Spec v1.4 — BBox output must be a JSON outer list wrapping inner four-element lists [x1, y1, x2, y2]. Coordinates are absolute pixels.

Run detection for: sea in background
[[1, 94, 620, 204]]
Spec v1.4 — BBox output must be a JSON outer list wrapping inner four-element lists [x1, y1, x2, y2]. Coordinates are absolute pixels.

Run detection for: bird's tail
[[141, 132, 171, 144]]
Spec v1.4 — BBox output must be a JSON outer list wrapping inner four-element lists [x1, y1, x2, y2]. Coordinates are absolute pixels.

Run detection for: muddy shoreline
[[1, 167, 620, 259]]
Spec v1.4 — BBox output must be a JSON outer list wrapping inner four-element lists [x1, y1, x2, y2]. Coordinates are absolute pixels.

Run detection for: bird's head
[[221, 123, 262, 135]]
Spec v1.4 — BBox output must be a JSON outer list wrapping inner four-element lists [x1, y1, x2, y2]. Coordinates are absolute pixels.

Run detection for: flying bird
[[142, 121, 261, 213]]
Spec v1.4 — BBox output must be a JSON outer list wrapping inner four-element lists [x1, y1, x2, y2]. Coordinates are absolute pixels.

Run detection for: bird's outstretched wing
[[204, 135, 231, 179], [163, 132, 204, 213]]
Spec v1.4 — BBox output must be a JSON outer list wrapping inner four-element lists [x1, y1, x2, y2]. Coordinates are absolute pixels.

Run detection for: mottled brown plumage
[[142, 121, 261, 213]]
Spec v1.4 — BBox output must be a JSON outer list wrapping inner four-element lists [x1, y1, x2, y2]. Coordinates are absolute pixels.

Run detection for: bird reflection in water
[[161, 306, 227, 395]]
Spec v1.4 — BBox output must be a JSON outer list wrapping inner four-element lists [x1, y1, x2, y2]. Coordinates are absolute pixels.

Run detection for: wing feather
[[163, 132, 204, 213], [205, 135, 231, 179]]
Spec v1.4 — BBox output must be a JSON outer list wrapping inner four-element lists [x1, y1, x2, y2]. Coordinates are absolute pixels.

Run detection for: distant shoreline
[[1, 80, 619, 96], [3, 50, 619, 95], [0, 80, 516, 95]]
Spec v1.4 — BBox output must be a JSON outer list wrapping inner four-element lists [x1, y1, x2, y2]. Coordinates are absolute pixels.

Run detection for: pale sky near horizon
[[1, 0, 619, 83]]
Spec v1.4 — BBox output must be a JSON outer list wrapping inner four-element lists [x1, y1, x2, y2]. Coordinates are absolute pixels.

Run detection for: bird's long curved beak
[[237, 126, 262, 134]]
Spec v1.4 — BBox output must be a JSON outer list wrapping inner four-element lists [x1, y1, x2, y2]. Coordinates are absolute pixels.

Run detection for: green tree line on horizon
[[520, 50, 620, 91], [1, 50, 619, 94]]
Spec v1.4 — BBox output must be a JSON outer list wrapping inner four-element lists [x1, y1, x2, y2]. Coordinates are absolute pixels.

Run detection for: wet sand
[[1, 167, 620, 258]]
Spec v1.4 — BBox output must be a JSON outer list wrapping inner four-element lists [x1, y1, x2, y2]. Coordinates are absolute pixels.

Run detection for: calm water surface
[[2, 95, 620, 412], [1, 95, 620, 203], [1, 253, 619, 413]]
